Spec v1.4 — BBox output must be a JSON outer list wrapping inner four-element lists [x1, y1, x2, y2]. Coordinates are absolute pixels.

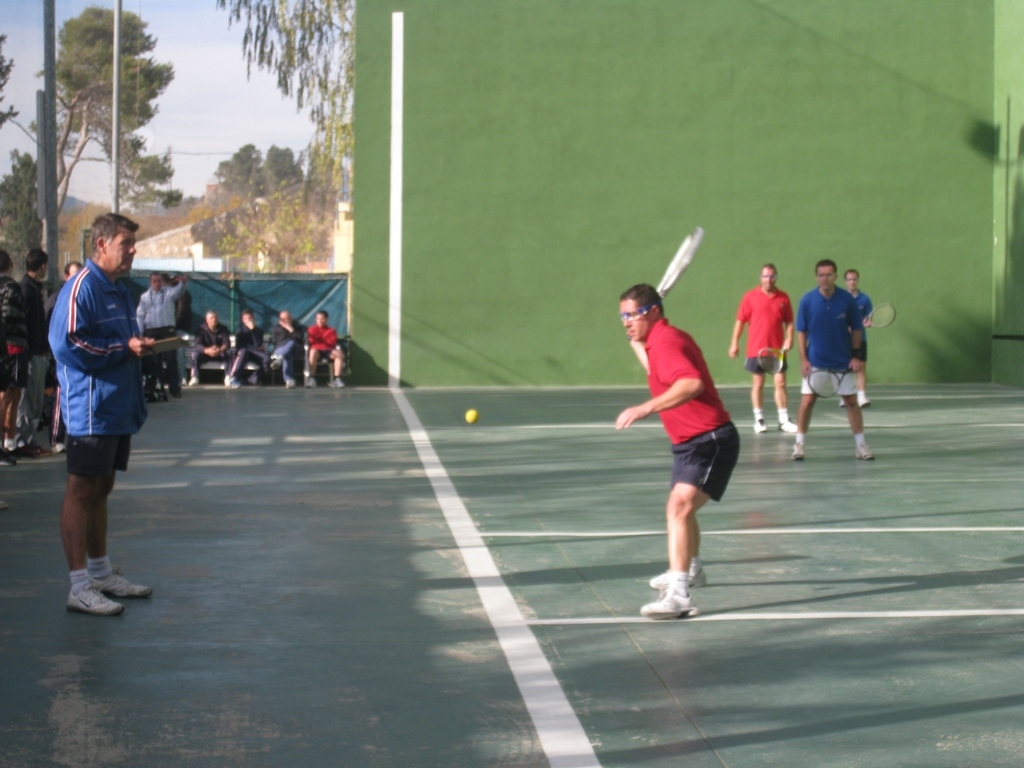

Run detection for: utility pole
[[42, 0, 59, 291], [112, 0, 122, 213]]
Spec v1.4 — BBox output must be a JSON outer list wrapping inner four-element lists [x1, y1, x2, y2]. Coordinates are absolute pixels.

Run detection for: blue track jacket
[[48, 261, 148, 436]]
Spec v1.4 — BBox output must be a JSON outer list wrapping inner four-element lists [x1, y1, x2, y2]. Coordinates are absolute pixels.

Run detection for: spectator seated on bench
[[269, 310, 305, 388], [188, 310, 232, 386], [305, 310, 346, 388], [227, 308, 270, 388]]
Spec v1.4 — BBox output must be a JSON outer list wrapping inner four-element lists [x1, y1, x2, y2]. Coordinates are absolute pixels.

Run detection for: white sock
[[796, 432, 806, 444], [70, 569, 90, 595], [87, 555, 113, 580], [753, 408, 764, 421], [854, 433, 866, 447], [778, 408, 790, 424]]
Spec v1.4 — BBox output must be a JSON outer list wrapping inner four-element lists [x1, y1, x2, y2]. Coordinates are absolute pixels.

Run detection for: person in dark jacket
[[227, 308, 270, 387], [15, 248, 52, 454], [0, 249, 29, 457], [188, 310, 232, 386], [270, 310, 305, 388]]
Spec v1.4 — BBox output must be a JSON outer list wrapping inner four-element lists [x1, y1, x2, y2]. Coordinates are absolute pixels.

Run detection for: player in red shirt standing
[[728, 263, 797, 434], [306, 310, 346, 388], [615, 284, 740, 619]]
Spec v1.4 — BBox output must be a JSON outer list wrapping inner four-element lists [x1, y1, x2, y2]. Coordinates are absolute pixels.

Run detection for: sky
[[0, 0, 314, 204]]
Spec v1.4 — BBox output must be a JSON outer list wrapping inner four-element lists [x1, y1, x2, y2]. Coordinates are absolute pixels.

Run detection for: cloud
[[1, 0, 313, 203]]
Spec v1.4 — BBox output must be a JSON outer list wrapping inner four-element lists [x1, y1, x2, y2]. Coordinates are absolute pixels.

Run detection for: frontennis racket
[[864, 302, 896, 328], [807, 369, 848, 399], [656, 227, 704, 297], [756, 347, 785, 375]]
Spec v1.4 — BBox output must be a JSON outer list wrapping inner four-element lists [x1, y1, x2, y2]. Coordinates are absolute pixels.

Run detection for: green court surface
[[1, 384, 1023, 766]]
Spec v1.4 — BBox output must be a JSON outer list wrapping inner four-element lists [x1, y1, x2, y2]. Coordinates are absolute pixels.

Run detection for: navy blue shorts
[[670, 422, 740, 502], [66, 434, 132, 476]]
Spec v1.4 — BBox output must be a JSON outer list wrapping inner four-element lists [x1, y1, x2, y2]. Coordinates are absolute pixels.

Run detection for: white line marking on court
[[392, 389, 600, 768], [483, 527, 1024, 537], [528, 609, 1024, 625], [387, 12, 404, 389]]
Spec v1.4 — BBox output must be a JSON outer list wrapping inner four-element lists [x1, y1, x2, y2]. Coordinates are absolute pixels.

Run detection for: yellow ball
[[465, 408, 479, 424]]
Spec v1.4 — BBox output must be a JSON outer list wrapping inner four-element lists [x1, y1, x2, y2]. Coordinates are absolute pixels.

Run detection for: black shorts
[[670, 422, 740, 502], [744, 356, 788, 375], [853, 342, 868, 362], [6, 350, 29, 388], [66, 434, 132, 476]]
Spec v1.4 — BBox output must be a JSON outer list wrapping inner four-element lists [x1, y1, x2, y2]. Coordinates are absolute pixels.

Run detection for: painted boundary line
[[482, 527, 1024, 538], [392, 389, 601, 768], [528, 609, 1024, 625]]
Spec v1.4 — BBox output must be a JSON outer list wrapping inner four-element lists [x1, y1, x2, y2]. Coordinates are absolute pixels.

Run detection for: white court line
[[510, 422, 1022, 430], [483, 527, 1024, 537], [392, 389, 600, 768], [528, 609, 1024, 625]]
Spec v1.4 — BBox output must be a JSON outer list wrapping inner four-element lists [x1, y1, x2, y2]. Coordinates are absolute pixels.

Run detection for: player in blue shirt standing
[[843, 269, 872, 408], [793, 259, 872, 461]]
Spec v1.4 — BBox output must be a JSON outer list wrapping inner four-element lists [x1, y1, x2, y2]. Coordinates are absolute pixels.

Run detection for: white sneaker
[[67, 584, 125, 615], [856, 443, 875, 460], [285, 379, 296, 389], [305, 378, 318, 388], [269, 355, 283, 370], [649, 564, 706, 590], [753, 419, 767, 434], [778, 421, 798, 433], [188, 376, 199, 386], [330, 378, 345, 388], [91, 570, 153, 598], [858, 394, 871, 408], [792, 442, 805, 461], [641, 588, 699, 620], [52, 442, 66, 453]]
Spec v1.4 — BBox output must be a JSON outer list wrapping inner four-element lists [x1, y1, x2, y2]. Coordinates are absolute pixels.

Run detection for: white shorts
[[801, 367, 858, 397]]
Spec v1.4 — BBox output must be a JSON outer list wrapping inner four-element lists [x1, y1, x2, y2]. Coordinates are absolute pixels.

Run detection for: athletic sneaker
[[224, 375, 232, 387], [650, 563, 706, 590], [188, 376, 200, 386], [285, 379, 297, 389], [778, 421, 798, 433], [856, 443, 875, 461], [269, 356, 283, 370], [792, 442, 805, 461], [330, 378, 345, 389], [305, 378, 317, 388], [641, 588, 699, 620], [754, 419, 767, 434], [858, 394, 871, 408], [229, 379, 242, 389], [91, 570, 153, 598], [52, 443, 66, 454], [67, 585, 125, 616]]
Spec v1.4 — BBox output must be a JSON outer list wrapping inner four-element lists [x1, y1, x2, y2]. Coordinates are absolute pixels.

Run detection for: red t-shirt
[[307, 324, 338, 352], [736, 288, 793, 357], [645, 319, 731, 444]]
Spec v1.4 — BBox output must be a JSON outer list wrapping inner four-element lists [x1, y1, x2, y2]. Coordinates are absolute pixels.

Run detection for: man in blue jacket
[[49, 213, 155, 616]]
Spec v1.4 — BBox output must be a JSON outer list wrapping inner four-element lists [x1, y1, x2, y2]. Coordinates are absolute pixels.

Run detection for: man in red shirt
[[306, 310, 346, 388], [728, 263, 797, 434], [616, 284, 740, 619]]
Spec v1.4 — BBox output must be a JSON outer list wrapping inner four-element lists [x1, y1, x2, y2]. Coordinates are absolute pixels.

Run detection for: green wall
[[353, 0, 997, 387], [993, 0, 1024, 385]]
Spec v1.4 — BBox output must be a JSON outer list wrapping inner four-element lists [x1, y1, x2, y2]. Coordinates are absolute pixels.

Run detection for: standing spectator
[[14, 248, 52, 454], [46, 262, 82, 453], [49, 212, 154, 616], [188, 310, 232, 386], [270, 310, 305, 388], [0, 249, 29, 458], [0, 272, 12, 468], [306, 310, 346, 388], [727, 264, 797, 434], [136, 271, 189, 399], [793, 259, 871, 461], [843, 269, 873, 408], [227, 308, 270, 387]]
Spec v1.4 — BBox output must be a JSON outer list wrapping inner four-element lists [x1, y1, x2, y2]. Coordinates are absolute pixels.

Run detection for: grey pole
[[112, 0, 122, 213], [42, 0, 58, 288]]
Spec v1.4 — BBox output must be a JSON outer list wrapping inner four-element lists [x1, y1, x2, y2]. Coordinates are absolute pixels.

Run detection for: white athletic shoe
[[650, 564, 706, 590], [91, 570, 153, 598], [330, 378, 345, 388], [858, 394, 871, 408], [641, 588, 699, 620], [778, 421, 798, 433], [67, 585, 124, 616], [305, 378, 318, 388], [285, 379, 296, 389], [856, 443, 875, 461], [753, 419, 767, 434], [188, 376, 200, 387], [792, 442, 805, 461]]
